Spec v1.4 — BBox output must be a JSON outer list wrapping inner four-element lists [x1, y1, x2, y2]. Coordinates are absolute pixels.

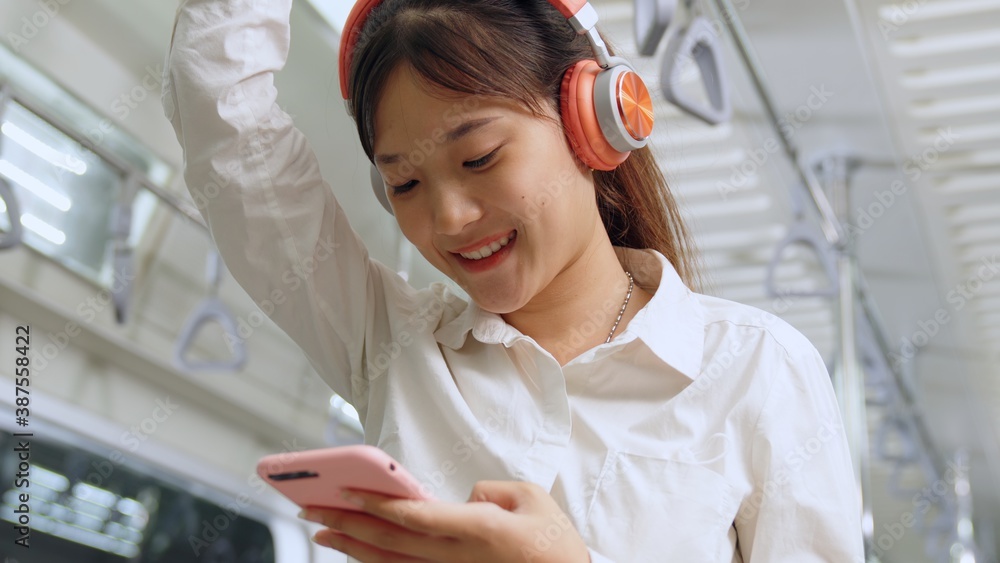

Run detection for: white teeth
[[460, 231, 515, 260]]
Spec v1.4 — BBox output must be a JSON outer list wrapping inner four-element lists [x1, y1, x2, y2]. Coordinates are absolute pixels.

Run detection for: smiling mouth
[[453, 230, 517, 260]]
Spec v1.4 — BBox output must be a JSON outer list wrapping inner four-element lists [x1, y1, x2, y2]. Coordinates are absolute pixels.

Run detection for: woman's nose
[[430, 184, 481, 236]]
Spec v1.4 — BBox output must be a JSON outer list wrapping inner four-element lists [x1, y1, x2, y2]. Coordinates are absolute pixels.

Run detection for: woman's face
[[372, 64, 600, 314]]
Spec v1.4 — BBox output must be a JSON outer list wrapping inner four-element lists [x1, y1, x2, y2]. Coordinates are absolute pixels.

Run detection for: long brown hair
[[345, 0, 701, 290]]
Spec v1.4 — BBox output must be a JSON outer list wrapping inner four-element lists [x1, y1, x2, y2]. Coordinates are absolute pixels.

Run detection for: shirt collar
[[434, 247, 704, 381]]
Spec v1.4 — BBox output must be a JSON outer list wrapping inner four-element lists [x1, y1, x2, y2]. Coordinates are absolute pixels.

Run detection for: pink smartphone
[[256, 445, 433, 511]]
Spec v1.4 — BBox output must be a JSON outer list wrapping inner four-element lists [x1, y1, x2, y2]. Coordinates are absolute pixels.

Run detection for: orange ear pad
[[560, 60, 631, 171]]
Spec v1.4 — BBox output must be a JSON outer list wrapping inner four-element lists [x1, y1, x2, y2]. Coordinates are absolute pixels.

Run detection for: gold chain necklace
[[605, 271, 634, 343]]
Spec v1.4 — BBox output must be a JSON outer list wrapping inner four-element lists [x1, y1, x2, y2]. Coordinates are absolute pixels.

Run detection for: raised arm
[[161, 0, 384, 409]]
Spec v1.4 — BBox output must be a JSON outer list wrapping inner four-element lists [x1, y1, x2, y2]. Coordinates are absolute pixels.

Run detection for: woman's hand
[[301, 480, 591, 562]]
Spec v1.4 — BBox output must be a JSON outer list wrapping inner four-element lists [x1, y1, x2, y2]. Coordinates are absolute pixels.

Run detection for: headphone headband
[[338, 0, 605, 104]]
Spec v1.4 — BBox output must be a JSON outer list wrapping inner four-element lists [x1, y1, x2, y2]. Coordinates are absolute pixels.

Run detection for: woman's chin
[[469, 290, 526, 315]]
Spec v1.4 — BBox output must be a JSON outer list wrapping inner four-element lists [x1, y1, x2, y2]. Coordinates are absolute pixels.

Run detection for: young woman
[[162, 0, 864, 560]]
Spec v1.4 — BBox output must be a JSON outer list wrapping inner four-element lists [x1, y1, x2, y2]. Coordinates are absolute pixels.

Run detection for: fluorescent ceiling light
[[935, 171, 1000, 194], [980, 311, 1000, 327], [979, 296, 1000, 311], [949, 201, 1000, 224], [879, 0, 1000, 23], [1, 464, 146, 558], [910, 94, 1000, 119], [959, 241, 1000, 265], [681, 193, 771, 218], [676, 175, 761, 198], [0, 159, 72, 211], [1, 510, 140, 558], [73, 482, 118, 508], [890, 28, 1000, 57], [903, 62, 1000, 90], [920, 121, 1000, 144], [1, 121, 87, 175], [696, 223, 785, 251], [35, 465, 70, 492], [953, 221, 1000, 244], [116, 497, 148, 520], [652, 122, 734, 147], [304, 0, 356, 34], [661, 147, 746, 174], [20, 213, 66, 245]]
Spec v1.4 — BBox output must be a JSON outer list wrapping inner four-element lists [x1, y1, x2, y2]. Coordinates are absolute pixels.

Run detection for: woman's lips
[[454, 231, 516, 273]]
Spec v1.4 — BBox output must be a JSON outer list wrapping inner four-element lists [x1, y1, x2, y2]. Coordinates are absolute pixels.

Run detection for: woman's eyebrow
[[375, 116, 503, 165]]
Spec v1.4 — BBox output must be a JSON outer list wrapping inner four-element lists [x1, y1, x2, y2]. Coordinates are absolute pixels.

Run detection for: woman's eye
[[390, 147, 501, 197], [465, 147, 500, 169], [390, 180, 416, 196]]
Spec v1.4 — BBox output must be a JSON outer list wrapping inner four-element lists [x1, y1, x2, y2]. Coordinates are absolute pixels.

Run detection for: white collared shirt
[[162, 1, 865, 561]]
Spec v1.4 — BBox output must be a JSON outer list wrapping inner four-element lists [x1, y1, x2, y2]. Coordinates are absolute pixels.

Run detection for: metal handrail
[[0, 80, 207, 232], [0, 80, 246, 372], [708, 0, 952, 534], [702, 1, 970, 551]]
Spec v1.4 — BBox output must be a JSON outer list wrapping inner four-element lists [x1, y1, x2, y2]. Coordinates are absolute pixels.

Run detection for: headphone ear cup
[[370, 163, 394, 216], [560, 60, 630, 171]]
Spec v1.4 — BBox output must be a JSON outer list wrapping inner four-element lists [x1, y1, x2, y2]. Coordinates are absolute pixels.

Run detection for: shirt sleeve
[[735, 340, 866, 562], [160, 0, 391, 413]]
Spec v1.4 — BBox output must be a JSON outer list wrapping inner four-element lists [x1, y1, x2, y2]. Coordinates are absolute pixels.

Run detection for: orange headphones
[[338, 0, 655, 216]]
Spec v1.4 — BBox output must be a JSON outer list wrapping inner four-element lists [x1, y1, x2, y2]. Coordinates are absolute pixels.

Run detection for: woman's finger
[[313, 527, 434, 563], [341, 488, 512, 540], [307, 506, 462, 561]]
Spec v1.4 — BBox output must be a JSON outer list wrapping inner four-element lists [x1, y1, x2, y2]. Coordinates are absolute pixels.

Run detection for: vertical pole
[[822, 154, 875, 558]]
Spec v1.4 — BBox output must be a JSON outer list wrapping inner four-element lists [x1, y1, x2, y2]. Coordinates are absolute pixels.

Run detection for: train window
[[0, 433, 275, 563], [0, 43, 171, 290]]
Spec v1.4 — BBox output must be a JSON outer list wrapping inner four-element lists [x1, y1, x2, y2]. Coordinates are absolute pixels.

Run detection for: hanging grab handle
[[634, 0, 677, 57], [173, 248, 248, 372], [0, 177, 23, 250], [110, 174, 139, 324], [764, 220, 840, 299], [659, 16, 732, 125], [0, 83, 23, 251]]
